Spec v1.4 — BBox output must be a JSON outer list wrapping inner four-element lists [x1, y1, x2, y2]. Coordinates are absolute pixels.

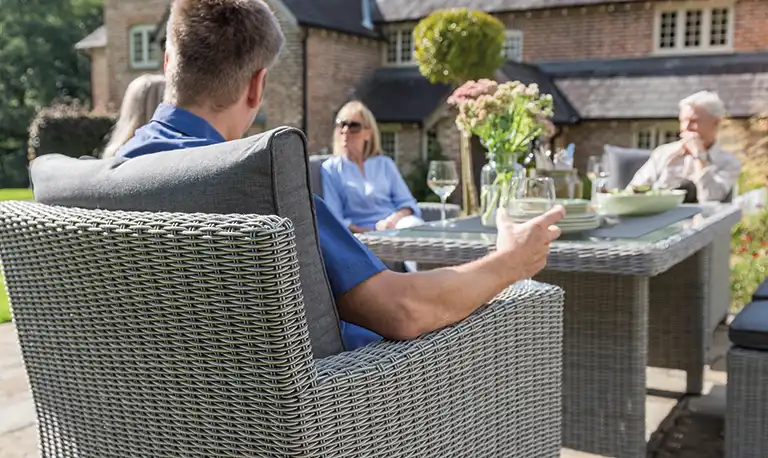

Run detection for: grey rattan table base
[[535, 270, 648, 456]]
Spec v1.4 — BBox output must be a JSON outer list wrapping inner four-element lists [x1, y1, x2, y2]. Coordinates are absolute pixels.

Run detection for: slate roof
[[283, 0, 380, 37], [75, 26, 107, 50], [354, 61, 580, 124], [372, 0, 639, 22], [538, 52, 768, 79], [540, 53, 768, 119], [554, 73, 768, 119], [354, 67, 453, 123]]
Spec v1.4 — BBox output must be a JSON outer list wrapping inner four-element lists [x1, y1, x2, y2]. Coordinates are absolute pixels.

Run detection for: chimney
[[361, 0, 373, 30]]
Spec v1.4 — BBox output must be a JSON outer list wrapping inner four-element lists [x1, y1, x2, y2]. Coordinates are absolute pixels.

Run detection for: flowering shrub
[[731, 206, 768, 311]]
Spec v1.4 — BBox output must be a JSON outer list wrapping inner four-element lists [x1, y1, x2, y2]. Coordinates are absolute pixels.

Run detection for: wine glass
[[427, 161, 459, 225], [506, 176, 556, 287], [586, 155, 610, 201]]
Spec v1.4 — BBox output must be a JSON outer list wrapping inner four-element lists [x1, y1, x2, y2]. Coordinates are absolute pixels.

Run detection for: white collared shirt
[[628, 141, 742, 202]]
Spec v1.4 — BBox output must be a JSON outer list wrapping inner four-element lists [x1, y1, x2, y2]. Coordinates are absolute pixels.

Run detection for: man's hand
[[680, 132, 707, 158], [495, 205, 565, 279]]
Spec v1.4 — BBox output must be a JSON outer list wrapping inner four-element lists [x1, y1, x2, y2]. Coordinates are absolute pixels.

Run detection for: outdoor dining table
[[356, 203, 741, 458]]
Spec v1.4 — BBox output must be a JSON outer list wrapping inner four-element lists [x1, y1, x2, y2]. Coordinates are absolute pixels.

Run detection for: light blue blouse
[[321, 155, 421, 230]]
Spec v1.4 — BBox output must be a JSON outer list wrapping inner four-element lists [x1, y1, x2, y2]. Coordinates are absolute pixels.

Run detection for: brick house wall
[[499, 4, 654, 61], [496, 0, 768, 62], [89, 48, 111, 113], [557, 121, 636, 172], [103, 0, 167, 106], [392, 124, 423, 176], [305, 29, 381, 153], [733, 0, 768, 52], [259, 5, 304, 132]]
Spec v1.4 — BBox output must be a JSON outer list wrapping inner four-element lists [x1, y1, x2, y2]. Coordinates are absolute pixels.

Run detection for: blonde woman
[[101, 74, 166, 158], [321, 100, 423, 234]]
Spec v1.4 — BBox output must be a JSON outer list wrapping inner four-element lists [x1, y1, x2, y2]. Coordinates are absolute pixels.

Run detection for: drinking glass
[[587, 155, 610, 201], [427, 161, 459, 225], [506, 176, 556, 287]]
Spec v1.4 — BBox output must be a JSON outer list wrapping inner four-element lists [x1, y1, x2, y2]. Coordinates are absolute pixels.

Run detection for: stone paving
[[0, 321, 731, 458]]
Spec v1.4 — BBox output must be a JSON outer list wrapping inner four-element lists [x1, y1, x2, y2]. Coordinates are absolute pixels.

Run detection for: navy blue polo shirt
[[117, 104, 387, 350]]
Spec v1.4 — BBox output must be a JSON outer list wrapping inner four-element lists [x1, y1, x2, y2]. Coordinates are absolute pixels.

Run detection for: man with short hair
[[117, 0, 565, 350], [629, 91, 741, 203]]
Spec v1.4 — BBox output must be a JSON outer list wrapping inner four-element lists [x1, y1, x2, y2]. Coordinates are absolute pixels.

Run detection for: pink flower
[[447, 79, 498, 105]]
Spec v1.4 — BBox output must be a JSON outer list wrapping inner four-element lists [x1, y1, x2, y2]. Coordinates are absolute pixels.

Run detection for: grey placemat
[[410, 205, 703, 240]]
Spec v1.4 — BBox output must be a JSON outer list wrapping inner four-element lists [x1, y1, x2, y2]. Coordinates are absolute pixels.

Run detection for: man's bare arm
[[337, 206, 565, 340]]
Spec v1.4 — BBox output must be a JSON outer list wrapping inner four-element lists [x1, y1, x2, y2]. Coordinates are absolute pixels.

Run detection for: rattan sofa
[[726, 285, 768, 458], [2, 127, 565, 457]]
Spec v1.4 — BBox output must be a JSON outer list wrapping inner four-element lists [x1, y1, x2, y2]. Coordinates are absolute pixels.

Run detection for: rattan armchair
[[0, 200, 563, 457]]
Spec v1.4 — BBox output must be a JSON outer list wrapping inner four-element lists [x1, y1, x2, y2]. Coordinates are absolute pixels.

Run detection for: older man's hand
[[681, 132, 707, 157]]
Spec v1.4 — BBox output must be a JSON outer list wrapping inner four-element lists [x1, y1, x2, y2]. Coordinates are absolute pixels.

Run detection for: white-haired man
[[628, 91, 741, 203]]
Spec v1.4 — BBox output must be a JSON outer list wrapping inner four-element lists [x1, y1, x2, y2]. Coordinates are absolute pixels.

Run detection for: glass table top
[[369, 204, 730, 247]]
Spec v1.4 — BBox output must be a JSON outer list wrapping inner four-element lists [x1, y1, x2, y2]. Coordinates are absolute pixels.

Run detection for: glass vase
[[479, 152, 525, 227]]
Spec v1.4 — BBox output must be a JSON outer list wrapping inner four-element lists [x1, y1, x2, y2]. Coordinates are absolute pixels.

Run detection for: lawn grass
[[0, 188, 33, 323]]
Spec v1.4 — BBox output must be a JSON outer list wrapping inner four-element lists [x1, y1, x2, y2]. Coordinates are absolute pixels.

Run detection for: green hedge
[[28, 100, 116, 161]]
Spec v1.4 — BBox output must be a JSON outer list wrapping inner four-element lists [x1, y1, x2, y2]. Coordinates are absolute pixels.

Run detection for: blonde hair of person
[[102, 74, 166, 158], [333, 100, 383, 159]]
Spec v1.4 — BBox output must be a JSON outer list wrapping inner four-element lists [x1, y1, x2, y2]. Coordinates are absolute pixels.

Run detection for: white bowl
[[595, 189, 686, 216]]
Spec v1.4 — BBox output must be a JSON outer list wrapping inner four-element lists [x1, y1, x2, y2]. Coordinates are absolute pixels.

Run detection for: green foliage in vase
[[413, 8, 505, 87], [446, 79, 555, 223]]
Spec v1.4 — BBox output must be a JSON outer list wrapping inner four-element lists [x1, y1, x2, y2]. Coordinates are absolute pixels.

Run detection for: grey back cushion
[[308, 154, 332, 198], [602, 144, 652, 190], [29, 126, 344, 359]]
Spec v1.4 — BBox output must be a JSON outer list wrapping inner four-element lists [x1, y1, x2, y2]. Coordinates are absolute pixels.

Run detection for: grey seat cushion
[[729, 300, 768, 351], [29, 127, 344, 358], [602, 145, 652, 190], [308, 154, 332, 197]]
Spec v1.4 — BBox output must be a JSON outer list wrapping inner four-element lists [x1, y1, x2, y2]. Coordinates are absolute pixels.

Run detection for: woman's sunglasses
[[335, 120, 363, 134]]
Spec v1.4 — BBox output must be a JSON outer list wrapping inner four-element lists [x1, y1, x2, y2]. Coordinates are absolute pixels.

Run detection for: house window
[[503, 30, 524, 62], [384, 29, 414, 65], [633, 124, 679, 150], [380, 131, 397, 158], [710, 8, 730, 46], [130, 24, 160, 69], [654, 3, 733, 53]]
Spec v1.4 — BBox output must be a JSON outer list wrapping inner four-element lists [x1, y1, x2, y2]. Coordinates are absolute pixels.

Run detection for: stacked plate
[[510, 198, 601, 233]]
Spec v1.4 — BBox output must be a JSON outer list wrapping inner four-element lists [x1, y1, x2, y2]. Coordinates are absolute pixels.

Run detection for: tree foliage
[[0, 0, 102, 187], [414, 8, 506, 88]]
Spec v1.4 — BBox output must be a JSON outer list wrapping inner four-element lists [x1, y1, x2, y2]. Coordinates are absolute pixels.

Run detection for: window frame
[[652, 1, 734, 55], [383, 27, 415, 66], [502, 29, 524, 62], [379, 130, 399, 159], [129, 24, 161, 70], [632, 121, 680, 150]]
